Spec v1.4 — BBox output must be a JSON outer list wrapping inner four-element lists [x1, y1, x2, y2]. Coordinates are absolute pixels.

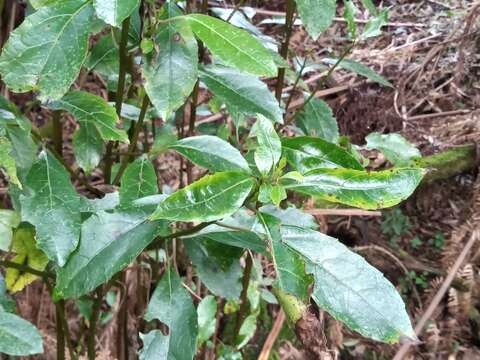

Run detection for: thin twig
[[234, 251, 253, 338], [258, 310, 286, 360], [226, 0, 246, 22], [305, 209, 382, 217]]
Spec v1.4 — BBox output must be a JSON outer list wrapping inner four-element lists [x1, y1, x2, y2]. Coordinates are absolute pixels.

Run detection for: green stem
[[274, 0, 296, 103], [234, 252, 253, 339], [57, 300, 76, 360], [105, 16, 131, 184], [112, 95, 150, 186], [55, 300, 66, 360], [284, 58, 308, 112], [117, 272, 128, 360], [147, 221, 215, 250], [51, 110, 63, 156], [87, 288, 104, 360]]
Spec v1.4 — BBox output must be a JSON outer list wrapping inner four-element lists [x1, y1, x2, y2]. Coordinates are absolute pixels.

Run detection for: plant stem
[[105, 16, 131, 184], [117, 272, 129, 360], [112, 95, 150, 185], [55, 299, 66, 360], [284, 58, 307, 112], [87, 288, 103, 360], [234, 252, 253, 339], [274, 0, 296, 103], [52, 110, 63, 156], [226, 0, 246, 22], [0, 259, 53, 279], [147, 221, 215, 250], [57, 300, 76, 360]]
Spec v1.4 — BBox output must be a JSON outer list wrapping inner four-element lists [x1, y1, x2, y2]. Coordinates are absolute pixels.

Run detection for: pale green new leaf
[[0, 312, 43, 356], [323, 58, 392, 87], [72, 123, 103, 174], [144, 268, 198, 360], [119, 156, 158, 207], [282, 225, 415, 343], [186, 14, 277, 77], [56, 211, 160, 298], [197, 295, 217, 347], [362, 8, 388, 39], [184, 238, 242, 299], [200, 66, 282, 123], [171, 135, 250, 173], [251, 116, 281, 176], [0, 0, 93, 101], [343, 0, 358, 39], [257, 213, 310, 300], [50, 91, 128, 142], [284, 167, 424, 210], [150, 172, 255, 222], [296, 98, 339, 142], [282, 136, 363, 174], [0, 136, 21, 188], [94, 0, 139, 27], [295, 0, 336, 40], [0, 209, 20, 251], [366, 132, 421, 166], [143, 2, 198, 119], [20, 152, 81, 266]]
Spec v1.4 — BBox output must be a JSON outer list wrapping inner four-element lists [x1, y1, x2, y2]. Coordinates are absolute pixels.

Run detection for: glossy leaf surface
[[20, 152, 81, 266], [56, 211, 160, 298], [94, 0, 139, 27], [282, 136, 363, 173], [150, 172, 255, 222], [282, 225, 415, 343], [0, 312, 43, 356], [144, 268, 198, 360], [171, 135, 250, 173], [143, 2, 198, 119], [50, 91, 128, 143], [257, 213, 310, 300], [251, 116, 281, 176], [200, 66, 282, 123], [0, 0, 93, 101], [186, 14, 277, 76], [296, 98, 339, 142], [197, 295, 217, 346], [284, 167, 424, 209], [119, 156, 158, 207], [295, 0, 336, 39]]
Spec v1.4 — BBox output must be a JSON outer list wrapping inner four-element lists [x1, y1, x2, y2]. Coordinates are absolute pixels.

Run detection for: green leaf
[[343, 0, 358, 39], [94, 0, 139, 27], [365, 132, 421, 166], [323, 58, 392, 87], [143, 2, 198, 119], [361, 0, 378, 15], [236, 314, 257, 349], [5, 225, 49, 293], [0, 312, 43, 355], [144, 268, 198, 359], [184, 238, 242, 299], [259, 204, 318, 230], [0, 274, 16, 313], [139, 330, 168, 360], [73, 123, 103, 174], [284, 167, 425, 210], [0, 136, 21, 188], [270, 185, 287, 206], [200, 66, 282, 123], [119, 156, 158, 207], [79, 192, 120, 213], [0, 0, 93, 101], [295, 0, 336, 40], [171, 135, 250, 173], [56, 211, 160, 298], [50, 91, 128, 143], [0, 210, 20, 251], [250, 116, 281, 176], [282, 136, 363, 173], [257, 213, 310, 300], [282, 225, 415, 343], [20, 152, 81, 266], [296, 98, 339, 142], [197, 295, 217, 347], [85, 33, 119, 77], [361, 8, 388, 39], [186, 14, 277, 77], [150, 172, 255, 222]]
